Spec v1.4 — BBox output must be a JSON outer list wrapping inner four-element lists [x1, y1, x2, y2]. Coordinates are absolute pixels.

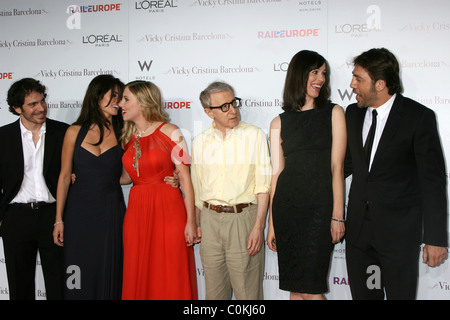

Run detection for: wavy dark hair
[[74, 74, 124, 145], [282, 50, 331, 112], [7, 78, 47, 115], [353, 48, 403, 95]]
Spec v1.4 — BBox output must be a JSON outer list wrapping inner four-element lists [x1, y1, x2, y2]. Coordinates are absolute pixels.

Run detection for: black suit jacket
[[0, 118, 69, 221], [344, 94, 448, 249]]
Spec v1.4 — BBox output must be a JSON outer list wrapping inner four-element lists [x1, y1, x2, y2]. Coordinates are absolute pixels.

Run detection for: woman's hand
[[184, 221, 198, 246], [331, 219, 345, 243], [266, 225, 277, 252], [53, 222, 64, 247]]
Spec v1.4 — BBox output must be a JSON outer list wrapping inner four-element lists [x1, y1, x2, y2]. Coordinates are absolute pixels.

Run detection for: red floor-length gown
[[121, 122, 197, 299]]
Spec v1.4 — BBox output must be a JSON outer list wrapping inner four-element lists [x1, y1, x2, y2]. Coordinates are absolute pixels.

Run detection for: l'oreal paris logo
[[135, 1, 178, 10]]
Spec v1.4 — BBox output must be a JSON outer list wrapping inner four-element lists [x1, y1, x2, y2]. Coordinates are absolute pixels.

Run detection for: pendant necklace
[[133, 122, 152, 177]]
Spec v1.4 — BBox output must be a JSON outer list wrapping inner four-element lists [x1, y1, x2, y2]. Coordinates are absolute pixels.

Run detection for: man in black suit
[[0, 78, 68, 299], [344, 48, 448, 299]]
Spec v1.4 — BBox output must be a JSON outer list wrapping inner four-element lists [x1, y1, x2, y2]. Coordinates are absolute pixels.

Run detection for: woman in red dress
[[118, 80, 198, 300]]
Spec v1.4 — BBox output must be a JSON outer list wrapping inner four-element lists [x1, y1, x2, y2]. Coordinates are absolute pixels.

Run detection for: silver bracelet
[[331, 217, 345, 223], [54, 221, 64, 226]]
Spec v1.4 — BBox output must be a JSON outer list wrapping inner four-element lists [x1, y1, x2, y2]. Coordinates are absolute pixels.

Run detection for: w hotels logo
[[138, 60, 153, 72]]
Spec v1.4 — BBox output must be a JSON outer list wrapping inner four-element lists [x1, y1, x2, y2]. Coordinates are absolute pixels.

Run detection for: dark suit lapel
[[11, 120, 25, 178], [370, 95, 404, 171]]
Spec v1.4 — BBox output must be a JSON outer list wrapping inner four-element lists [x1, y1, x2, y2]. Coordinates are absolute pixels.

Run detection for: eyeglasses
[[208, 97, 242, 112]]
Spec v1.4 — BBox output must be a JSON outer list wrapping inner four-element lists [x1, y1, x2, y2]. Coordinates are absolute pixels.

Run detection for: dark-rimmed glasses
[[208, 97, 242, 112]]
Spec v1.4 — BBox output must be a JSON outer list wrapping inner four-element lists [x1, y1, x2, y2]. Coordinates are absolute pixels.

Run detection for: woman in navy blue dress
[[53, 75, 126, 299]]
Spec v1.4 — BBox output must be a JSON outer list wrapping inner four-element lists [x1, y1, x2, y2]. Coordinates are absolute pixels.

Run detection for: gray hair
[[199, 81, 235, 108]]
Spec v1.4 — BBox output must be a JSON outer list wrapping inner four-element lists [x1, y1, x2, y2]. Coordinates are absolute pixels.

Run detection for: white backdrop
[[0, 0, 449, 300]]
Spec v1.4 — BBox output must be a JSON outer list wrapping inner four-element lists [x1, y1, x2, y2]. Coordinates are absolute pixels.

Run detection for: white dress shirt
[[362, 94, 396, 170], [10, 120, 55, 204]]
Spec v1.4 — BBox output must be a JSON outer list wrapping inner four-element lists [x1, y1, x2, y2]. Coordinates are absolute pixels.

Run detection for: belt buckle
[[211, 203, 229, 213], [30, 202, 39, 210], [221, 205, 235, 213]]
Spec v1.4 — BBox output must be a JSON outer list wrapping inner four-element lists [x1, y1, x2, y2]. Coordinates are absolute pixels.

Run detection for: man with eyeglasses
[[191, 81, 271, 300]]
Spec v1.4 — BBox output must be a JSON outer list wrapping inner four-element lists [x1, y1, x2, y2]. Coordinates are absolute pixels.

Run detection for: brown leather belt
[[204, 201, 252, 213]]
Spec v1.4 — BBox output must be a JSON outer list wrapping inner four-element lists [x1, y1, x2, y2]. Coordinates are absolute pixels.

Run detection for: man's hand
[[247, 226, 264, 256], [423, 244, 447, 267], [164, 169, 180, 188]]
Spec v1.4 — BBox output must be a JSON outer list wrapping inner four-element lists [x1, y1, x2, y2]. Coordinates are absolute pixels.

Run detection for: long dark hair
[[282, 50, 331, 112], [74, 74, 124, 145], [353, 48, 403, 95]]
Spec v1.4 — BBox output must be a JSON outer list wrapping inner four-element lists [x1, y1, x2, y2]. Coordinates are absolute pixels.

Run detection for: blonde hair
[[121, 80, 170, 147]]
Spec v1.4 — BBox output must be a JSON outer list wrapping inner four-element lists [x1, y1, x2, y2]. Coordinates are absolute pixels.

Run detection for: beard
[[354, 84, 377, 108]]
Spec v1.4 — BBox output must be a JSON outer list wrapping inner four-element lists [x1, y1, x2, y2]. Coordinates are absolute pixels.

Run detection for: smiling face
[[99, 86, 121, 119], [350, 64, 379, 108], [306, 63, 327, 102], [13, 91, 47, 129], [204, 90, 240, 136]]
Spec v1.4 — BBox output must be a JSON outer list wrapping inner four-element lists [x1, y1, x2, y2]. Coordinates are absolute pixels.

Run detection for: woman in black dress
[[53, 75, 127, 299], [267, 50, 346, 300]]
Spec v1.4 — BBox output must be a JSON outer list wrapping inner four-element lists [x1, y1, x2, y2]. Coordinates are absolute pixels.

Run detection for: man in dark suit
[[344, 48, 448, 299], [0, 78, 68, 299]]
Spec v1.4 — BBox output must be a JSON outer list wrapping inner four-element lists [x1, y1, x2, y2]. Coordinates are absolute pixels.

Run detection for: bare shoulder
[[64, 125, 82, 142], [332, 104, 344, 113], [332, 104, 345, 120], [270, 115, 281, 129], [66, 124, 81, 135], [160, 122, 183, 142]]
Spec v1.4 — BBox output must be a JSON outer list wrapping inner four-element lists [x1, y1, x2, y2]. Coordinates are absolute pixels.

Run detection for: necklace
[[133, 122, 152, 177], [135, 122, 152, 138], [133, 136, 141, 177]]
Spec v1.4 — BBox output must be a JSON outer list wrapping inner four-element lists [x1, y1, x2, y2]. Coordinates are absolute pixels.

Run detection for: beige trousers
[[200, 204, 264, 300]]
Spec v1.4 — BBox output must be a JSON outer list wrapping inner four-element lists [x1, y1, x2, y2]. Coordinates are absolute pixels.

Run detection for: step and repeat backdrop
[[0, 0, 449, 300]]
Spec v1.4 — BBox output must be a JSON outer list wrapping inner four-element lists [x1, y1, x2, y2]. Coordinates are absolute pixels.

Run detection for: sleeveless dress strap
[[155, 122, 166, 132], [75, 125, 90, 148]]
